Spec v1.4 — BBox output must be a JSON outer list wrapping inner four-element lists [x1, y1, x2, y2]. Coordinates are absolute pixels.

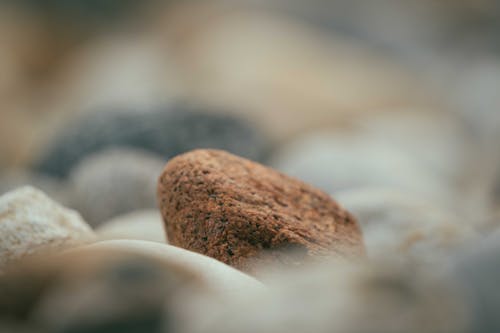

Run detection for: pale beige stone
[[82, 240, 264, 296], [0, 186, 94, 268], [96, 210, 167, 243]]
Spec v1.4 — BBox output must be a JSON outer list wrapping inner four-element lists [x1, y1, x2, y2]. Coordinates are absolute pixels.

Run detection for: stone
[[96, 210, 167, 243], [179, 258, 468, 333], [51, 33, 180, 114], [68, 148, 166, 227], [270, 124, 457, 205], [158, 149, 365, 273], [84, 240, 264, 296], [0, 242, 206, 333], [451, 229, 500, 333], [0, 186, 94, 269], [156, 2, 436, 141], [18, 0, 144, 24], [34, 106, 268, 179], [271, 132, 438, 194], [335, 187, 477, 263]]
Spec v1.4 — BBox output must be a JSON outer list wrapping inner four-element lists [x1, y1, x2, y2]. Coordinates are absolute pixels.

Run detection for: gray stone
[[271, 131, 447, 200], [270, 112, 466, 206], [68, 148, 166, 227], [180, 258, 467, 333], [336, 187, 477, 262], [452, 229, 500, 333], [34, 106, 268, 178]]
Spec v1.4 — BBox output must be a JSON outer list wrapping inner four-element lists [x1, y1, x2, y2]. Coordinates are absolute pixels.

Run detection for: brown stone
[[158, 149, 364, 273]]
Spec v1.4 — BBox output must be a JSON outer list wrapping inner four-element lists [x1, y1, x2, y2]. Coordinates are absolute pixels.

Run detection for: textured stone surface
[[69, 148, 166, 227], [34, 106, 268, 178], [96, 210, 167, 243], [0, 186, 94, 269], [158, 149, 364, 273]]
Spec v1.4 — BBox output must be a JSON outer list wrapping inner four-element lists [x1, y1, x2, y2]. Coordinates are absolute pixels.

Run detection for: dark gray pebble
[[34, 106, 269, 178]]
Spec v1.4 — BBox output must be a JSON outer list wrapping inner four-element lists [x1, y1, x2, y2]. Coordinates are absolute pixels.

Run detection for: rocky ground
[[1, 1, 500, 332]]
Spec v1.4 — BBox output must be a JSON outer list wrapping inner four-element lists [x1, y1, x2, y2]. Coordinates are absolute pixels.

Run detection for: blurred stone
[[0, 6, 76, 171], [156, 2, 437, 141], [50, 33, 180, 113], [34, 106, 268, 178], [0, 5, 65, 88], [96, 210, 167, 243], [180, 258, 468, 333], [336, 187, 477, 263], [68, 149, 165, 227], [356, 112, 469, 187], [0, 186, 94, 269], [82, 240, 264, 297], [271, 131, 442, 199], [0, 170, 69, 205], [444, 59, 500, 218], [0, 243, 206, 333], [16, 0, 148, 25], [452, 229, 500, 333], [270, 112, 465, 206]]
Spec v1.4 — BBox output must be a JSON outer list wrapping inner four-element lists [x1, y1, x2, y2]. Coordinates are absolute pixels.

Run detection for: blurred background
[[1, 0, 500, 232]]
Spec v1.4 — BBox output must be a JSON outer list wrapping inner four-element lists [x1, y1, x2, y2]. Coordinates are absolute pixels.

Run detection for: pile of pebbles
[[1, 144, 499, 332], [1, 2, 500, 332]]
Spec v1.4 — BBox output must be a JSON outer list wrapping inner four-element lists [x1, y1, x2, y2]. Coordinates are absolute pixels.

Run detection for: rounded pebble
[[270, 130, 453, 203], [0, 186, 94, 269], [34, 106, 268, 178], [336, 187, 477, 263], [179, 259, 467, 333], [158, 149, 365, 274], [96, 210, 167, 243], [69, 148, 166, 227], [83, 240, 264, 296], [0, 243, 206, 333], [452, 229, 500, 333]]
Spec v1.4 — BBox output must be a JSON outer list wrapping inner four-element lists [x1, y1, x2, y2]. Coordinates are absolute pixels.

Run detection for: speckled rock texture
[[158, 149, 365, 273], [69, 148, 166, 227], [34, 106, 268, 178], [0, 186, 94, 269]]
